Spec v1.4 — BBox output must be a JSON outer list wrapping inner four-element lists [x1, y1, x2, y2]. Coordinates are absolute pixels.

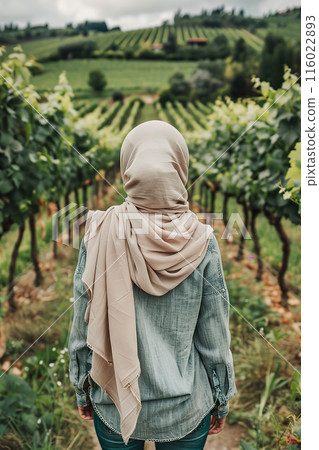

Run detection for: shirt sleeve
[[68, 237, 92, 407], [194, 234, 237, 419]]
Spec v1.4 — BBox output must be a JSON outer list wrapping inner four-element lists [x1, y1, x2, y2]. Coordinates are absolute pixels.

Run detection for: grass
[[29, 59, 198, 94], [0, 186, 91, 293], [256, 22, 301, 41], [135, 103, 158, 125], [3, 31, 122, 61], [0, 147, 301, 448], [225, 257, 301, 448], [1, 191, 300, 449], [223, 194, 301, 290], [1, 238, 96, 449], [256, 10, 301, 41], [0, 216, 53, 291]]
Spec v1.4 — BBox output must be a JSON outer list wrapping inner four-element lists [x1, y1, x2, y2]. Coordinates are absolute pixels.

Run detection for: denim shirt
[[68, 233, 237, 441]]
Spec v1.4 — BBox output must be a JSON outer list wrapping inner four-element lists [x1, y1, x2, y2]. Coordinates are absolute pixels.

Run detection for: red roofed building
[[151, 43, 164, 52], [186, 37, 208, 46]]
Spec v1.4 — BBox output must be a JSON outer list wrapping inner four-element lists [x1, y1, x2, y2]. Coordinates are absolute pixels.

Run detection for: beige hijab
[[81, 120, 213, 444]]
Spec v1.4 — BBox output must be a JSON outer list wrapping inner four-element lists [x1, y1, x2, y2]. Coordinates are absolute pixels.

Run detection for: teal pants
[[93, 411, 211, 449]]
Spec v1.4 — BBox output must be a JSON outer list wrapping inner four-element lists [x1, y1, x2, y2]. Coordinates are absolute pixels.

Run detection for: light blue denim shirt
[[68, 232, 237, 442]]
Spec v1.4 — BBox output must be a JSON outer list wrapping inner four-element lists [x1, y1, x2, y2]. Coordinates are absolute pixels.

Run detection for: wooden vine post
[[236, 200, 250, 262], [211, 191, 216, 218], [74, 187, 80, 206], [64, 191, 72, 245], [206, 180, 218, 217], [265, 211, 290, 307], [82, 184, 88, 208], [95, 177, 101, 206], [7, 222, 25, 311], [204, 181, 217, 229], [222, 193, 229, 230], [250, 208, 263, 281], [188, 177, 197, 204], [199, 182, 204, 207], [29, 213, 42, 286], [53, 201, 61, 259], [204, 182, 209, 212], [90, 183, 96, 210]]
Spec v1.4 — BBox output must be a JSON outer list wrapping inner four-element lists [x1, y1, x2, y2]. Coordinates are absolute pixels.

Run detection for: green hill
[[4, 24, 265, 62], [1, 6, 301, 63], [2, 7, 301, 63], [256, 9, 301, 41]]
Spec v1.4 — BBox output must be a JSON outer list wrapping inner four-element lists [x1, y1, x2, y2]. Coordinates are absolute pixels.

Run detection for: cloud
[[0, 0, 301, 31]]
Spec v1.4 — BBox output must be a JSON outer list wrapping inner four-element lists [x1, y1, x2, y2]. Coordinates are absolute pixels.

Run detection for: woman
[[68, 120, 237, 449]]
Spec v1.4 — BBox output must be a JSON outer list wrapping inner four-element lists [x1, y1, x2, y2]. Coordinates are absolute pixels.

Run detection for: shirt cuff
[[75, 389, 90, 407], [211, 400, 229, 418]]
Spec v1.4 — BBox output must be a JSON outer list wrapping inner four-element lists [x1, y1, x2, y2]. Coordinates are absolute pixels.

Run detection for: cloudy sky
[[0, 0, 301, 31]]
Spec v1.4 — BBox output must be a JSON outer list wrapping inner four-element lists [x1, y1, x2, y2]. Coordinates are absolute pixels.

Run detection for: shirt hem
[[89, 388, 216, 443]]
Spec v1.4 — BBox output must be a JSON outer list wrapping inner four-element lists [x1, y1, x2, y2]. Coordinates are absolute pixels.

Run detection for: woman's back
[[70, 233, 237, 441], [68, 120, 237, 446]]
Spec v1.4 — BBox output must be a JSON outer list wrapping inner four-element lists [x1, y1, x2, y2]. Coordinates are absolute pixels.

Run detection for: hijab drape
[[81, 120, 213, 444]]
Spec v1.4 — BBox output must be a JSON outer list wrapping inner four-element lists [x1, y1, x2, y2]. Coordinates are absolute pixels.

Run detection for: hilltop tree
[[163, 32, 178, 54], [206, 35, 230, 60], [197, 59, 225, 79], [263, 33, 285, 53], [233, 38, 247, 62], [168, 72, 190, 97], [189, 69, 221, 100], [230, 71, 254, 98], [174, 8, 182, 24], [211, 6, 224, 15], [260, 33, 296, 88], [88, 69, 107, 92], [79, 20, 108, 33]]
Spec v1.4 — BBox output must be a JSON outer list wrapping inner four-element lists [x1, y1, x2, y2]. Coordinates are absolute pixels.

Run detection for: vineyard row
[[0, 49, 300, 311]]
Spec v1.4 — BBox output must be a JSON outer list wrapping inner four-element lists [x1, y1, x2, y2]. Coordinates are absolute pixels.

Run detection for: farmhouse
[[151, 43, 163, 52], [186, 37, 208, 47]]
